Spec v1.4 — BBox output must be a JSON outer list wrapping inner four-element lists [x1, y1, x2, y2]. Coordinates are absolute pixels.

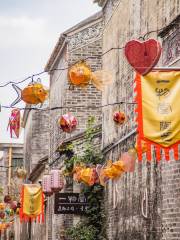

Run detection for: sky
[[0, 0, 100, 143]]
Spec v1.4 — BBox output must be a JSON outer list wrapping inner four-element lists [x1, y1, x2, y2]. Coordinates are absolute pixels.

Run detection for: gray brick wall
[[47, 16, 103, 240], [102, 0, 180, 239]]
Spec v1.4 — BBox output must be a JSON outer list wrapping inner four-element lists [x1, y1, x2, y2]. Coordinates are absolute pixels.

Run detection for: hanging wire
[[0, 22, 179, 89]]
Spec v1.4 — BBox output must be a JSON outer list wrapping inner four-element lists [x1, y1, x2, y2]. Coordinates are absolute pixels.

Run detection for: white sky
[[0, 0, 100, 143]]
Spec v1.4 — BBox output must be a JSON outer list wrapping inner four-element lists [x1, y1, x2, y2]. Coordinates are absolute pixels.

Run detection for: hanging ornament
[[16, 167, 27, 179], [73, 165, 98, 186], [11, 82, 49, 106], [50, 169, 65, 192], [103, 160, 125, 180], [4, 195, 11, 204], [124, 39, 161, 75], [0, 212, 5, 219], [113, 111, 126, 125], [68, 61, 112, 91], [121, 152, 136, 172], [10, 201, 17, 211], [42, 174, 53, 196], [0, 203, 5, 211], [96, 164, 109, 186], [7, 109, 21, 138], [59, 113, 78, 133]]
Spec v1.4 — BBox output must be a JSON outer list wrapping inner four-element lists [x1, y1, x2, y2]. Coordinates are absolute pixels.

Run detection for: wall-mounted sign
[[54, 193, 88, 214]]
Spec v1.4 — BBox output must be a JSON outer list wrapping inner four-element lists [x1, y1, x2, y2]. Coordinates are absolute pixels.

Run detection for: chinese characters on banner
[[135, 70, 180, 161], [20, 184, 44, 223]]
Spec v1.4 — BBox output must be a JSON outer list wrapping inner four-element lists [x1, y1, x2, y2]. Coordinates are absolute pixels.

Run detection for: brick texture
[[102, 0, 180, 239]]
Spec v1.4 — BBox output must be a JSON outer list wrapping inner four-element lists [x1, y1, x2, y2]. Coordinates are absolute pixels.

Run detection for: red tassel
[[173, 145, 179, 160], [155, 145, 161, 161], [137, 136, 143, 161], [146, 143, 152, 161]]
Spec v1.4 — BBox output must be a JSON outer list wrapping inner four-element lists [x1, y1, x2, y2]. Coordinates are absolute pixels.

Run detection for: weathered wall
[[102, 0, 180, 239], [24, 106, 49, 173], [47, 13, 103, 240]]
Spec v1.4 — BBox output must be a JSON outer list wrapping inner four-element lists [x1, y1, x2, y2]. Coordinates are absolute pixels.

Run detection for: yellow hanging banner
[[135, 70, 180, 161], [20, 184, 44, 222]]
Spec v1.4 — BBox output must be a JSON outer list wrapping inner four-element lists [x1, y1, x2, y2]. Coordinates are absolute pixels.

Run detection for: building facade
[[44, 11, 103, 240], [101, 0, 180, 239]]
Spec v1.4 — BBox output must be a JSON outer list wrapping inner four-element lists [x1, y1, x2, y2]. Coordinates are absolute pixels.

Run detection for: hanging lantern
[[11, 82, 49, 106], [68, 61, 112, 91], [113, 111, 126, 125], [42, 174, 53, 196], [4, 195, 11, 204], [16, 167, 27, 179], [121, 152, 136, 172], [0, 212, 5, 219], [0, 203, 5, 211], [59, 113, 78, 133], [50, 170, 64, 192], [7, 109, 21, 138], [10, 201, 17, 211]]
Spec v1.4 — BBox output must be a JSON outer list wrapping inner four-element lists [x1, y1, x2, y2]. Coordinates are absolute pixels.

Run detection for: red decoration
[[124, 39, 161, 75], [0, 212, 5, 219], [59, 113, 78, 133], [4, 195, 11, 203], [113, 111, 126, 124], [7, 109, 21, 138], [10, 201, 17, 211]]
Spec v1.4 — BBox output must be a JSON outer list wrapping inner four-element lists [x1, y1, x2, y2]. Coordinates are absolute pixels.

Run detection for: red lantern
[[4, 195, 11, 203], [42, 174, 53, 196], [0, 212, 5, 219], [50, 170, 64, 192], [59, 113, 78, 133], [113, 111, 126, 124]]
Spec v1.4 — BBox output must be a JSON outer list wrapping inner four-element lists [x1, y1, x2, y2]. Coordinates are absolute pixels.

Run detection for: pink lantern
[[42, 174, 53, 196], [121, 152, 136, 172], [50, 170, 64, 192]]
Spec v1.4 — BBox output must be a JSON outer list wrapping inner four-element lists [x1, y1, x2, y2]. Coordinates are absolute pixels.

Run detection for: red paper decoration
[[113, 111, 126, 124], [59, 113, 78, 133], [4, 195, 11, 204], [7, 109, 21, 138], [124, 39, 161, 75]]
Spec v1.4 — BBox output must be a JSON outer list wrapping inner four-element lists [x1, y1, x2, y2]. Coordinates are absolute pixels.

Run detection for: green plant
[[66, 117, 107, 240], [66, 223, 97, 240]]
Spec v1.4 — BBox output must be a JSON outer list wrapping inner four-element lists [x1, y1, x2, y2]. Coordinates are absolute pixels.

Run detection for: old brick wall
[[47, 13, 103, 240], [102, 0, 180, 239], [24, 106, 49, 173]]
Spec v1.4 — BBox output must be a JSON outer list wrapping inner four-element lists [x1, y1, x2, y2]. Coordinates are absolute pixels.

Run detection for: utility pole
[[8, 146, 12, 194]]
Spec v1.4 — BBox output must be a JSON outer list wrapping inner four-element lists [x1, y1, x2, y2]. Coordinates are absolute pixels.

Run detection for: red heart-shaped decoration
[[125, 39, 161, 75]]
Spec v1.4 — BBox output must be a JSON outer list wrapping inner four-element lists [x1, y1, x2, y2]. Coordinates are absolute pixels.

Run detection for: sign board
[[54, 193, 88, 214]]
